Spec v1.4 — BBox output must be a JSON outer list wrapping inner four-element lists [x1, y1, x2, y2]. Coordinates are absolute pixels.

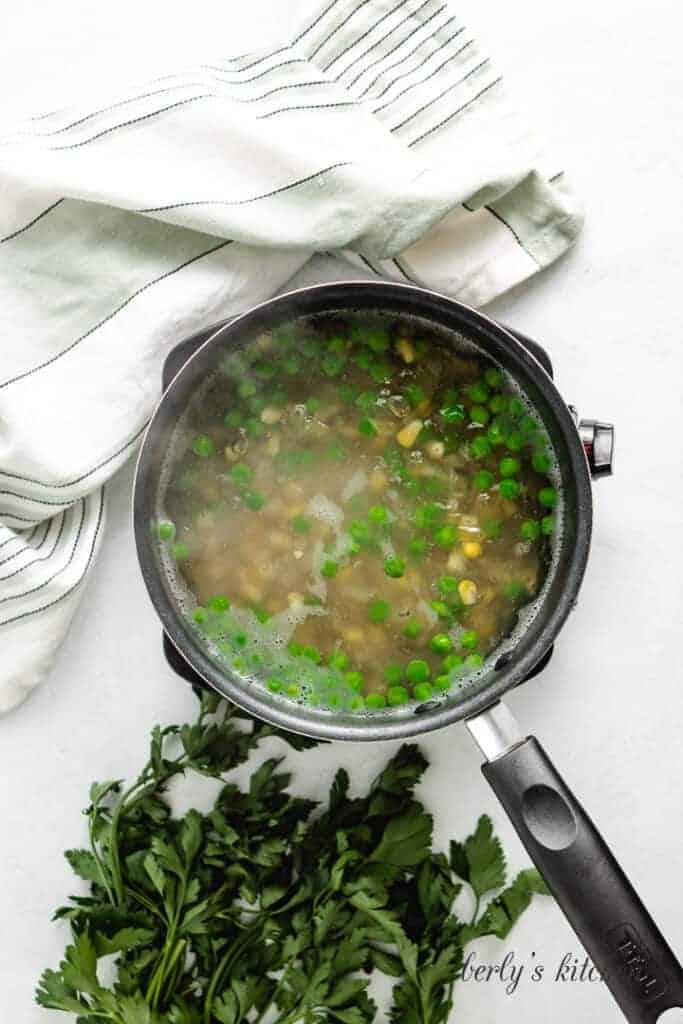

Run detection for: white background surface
[[2, 1, 682, 1022]]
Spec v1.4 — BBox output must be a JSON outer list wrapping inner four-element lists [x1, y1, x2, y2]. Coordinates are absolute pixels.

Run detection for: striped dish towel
[[0, 0, 581, 712]]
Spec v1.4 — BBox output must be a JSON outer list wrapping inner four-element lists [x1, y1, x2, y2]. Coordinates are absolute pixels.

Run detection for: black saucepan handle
[[482, 737, 683, 1023]]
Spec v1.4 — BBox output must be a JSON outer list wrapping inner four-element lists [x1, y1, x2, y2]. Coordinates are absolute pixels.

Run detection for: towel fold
[[0, 0, 581, 711]]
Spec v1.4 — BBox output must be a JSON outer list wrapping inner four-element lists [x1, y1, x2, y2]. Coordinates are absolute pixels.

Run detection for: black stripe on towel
[[137, 162, 351, 213], [0, 198, 64, 244], [0, 241, 232, 390], [0, 490, 105, 627]]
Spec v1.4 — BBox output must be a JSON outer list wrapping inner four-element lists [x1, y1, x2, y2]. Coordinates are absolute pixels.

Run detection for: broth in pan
[[155, 312, 560, 712]]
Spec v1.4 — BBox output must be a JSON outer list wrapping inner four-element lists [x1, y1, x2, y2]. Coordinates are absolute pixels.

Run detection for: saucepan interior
[[134, 282, 592, 741]]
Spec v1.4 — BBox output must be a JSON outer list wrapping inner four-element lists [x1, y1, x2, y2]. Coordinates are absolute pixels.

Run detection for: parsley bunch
[[37, 692, 547, 1023]]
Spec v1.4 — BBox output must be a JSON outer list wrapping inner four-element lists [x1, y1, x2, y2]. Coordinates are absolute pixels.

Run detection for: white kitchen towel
[[0, 0, 581, 712]]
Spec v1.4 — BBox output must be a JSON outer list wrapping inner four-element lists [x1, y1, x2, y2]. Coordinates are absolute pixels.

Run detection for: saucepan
[[133, 281, 683, 1023]]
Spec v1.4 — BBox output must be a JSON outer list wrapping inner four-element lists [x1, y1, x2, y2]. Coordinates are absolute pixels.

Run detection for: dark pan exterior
[[134, 281, 592, 741]]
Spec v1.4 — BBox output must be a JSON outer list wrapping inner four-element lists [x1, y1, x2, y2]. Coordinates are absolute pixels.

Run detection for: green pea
[[266, 677, 283, 693], [406, 659, 430, 684], [246, 418, 266, 438], [368, 504, 390, 525], [465, 653, 484, 669], [346, 671, 364, 691], [349, 520, 373, 546], [358, 417, 377, 438], [339, 384, 358, 404], [499, 479, 520, 500], [302, 645, 321, 663], [230, 462, 252, 486], [192, 606, 208, 624], [440, 403, 465, 423], [238, 379, 257, 399], [282, 354, 301, 374], [384, 664, 404, 684], [433, 525, 458, 548], [326, 651, 348, 671], [506, 431, 524, 452], [430, 633, 453, 654], [254, 361, 277, 380], [384, 556, 406, 578], [413, 682, 433, 701], [247, 395, 267, 415], [468, 381, 490, 404], [503, 581, 527, 601], [170, 542, 189, 561], [243, 489, 266, 510], [470, 405, 490, 425], [326, 440, 346, 461], [291, 514, 312, 534], [532, 451, 552, 473], [474, 470, 494, 492], [482, 518, 502, 539], [305, 397, 321, 414], [520, 520, 540, 541], [402, 619, 423, 638], [489, 394, 508, 414], [487, 421, 506, 446], [365, 328, 390, 353], [366, 692, 386, 709], [387, 686, 410, 706], [252, 605, 270, 623], [286, 683, 301, 698], [519, 414, 538, 435], [541, 515, 555, 535], [430, 600, 452, 620], [499, 456, 520, 477], [369, 361, 392, 384], [438, 575, 459, 594], [349, 695, 366, 711], [208, 595, 230, 613], [413, 503, 442, 530], [485, 368, 503, 389], [156, 520, 176, 541], [369, 599, 391, 623], [233, 631, 248, 648], [538, 486, 557, 508], [459, 630, 479, 650], [442, 654, 464, 672], [224, 410, 243, 428], [327, 335, 347, 353], [353, 349, 373, 370], [407, 536, 428, 558], [321, 559, 338, 578], [433, 675, 451, 691], [356, 390, 378, 412], [192, 434, 214, 457], [405, 383, 426, 408], [470, 436, 492, 459], [287, 641, 303, 656], [322, 352, 346, 377], [508, 396, 525, 418]]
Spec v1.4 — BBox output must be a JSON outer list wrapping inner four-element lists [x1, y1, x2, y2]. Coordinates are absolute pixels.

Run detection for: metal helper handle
[[467, 702, 683, 1023]]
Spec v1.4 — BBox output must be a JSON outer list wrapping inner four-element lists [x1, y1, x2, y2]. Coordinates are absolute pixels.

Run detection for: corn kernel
[[425, 440, 445, 460], [396, 337, 416, 363], [458, 579, 478, 605], [370, 469, 388, 492], [396, 419, 423, 448], [462, 540, 483, 559], [260, 406, 282, 424]]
